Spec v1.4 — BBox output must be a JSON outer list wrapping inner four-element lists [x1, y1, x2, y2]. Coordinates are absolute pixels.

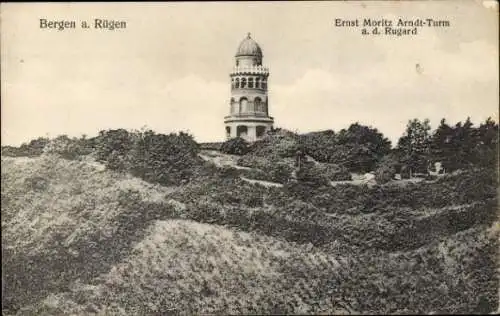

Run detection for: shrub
[[295, 163, 330, 187], [248, 131, 301, 158], [94, 129, 134, 168], [316, 163, 352, 181], [375, 158, 397, 184], [43, 135, 93, 160], [268, 162, 294, 184], [237, 155, 293, 184], [220, 137, 249, 155], [1, 137, 50, 157], [95, 129, 201, 185]]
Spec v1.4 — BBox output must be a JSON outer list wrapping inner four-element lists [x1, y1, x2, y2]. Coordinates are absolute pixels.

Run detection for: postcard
[[1, 1, 498, 315]]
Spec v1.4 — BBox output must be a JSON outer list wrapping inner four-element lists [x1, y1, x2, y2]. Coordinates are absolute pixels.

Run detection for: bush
[[1, 137, 50, 157], [95, 129, 201, 185], [94, 129, 134, 169], [300, 124, 392, 173], [237, 155, 293, 184], [295, 163, 330, 187], [315, 163, 352, 181], [375, 157, 398, 184], [43, 135, 94, 160], [220, 137, 250, 155], [248, 131, 301, 158]]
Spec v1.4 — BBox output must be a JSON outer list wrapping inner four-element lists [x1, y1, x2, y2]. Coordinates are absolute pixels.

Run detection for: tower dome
[[235, 33, 263, 57]]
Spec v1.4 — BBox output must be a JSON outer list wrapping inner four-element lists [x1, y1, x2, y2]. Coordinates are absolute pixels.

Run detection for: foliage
[[395, 117, 499, 175], [1, 137, 50, 157], [94, 129, 201, 186], [374, 155, 398, 184], [220, 137, 250, 155], [43, 135, 94, 159], [299, 130, 337, 162], [429, 117, 498, 172], [248, 129, 301, 158], [300, 123, 392, 173], [2, 152, 498, 315], [315, 163, 352, 181], [295, 162, 330, 187], [237, 155, 294, 184], [1, 116, 499, 314], [396, 118, 432, 175]]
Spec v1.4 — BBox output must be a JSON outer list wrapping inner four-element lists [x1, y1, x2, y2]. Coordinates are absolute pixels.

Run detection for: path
[[240, 176, 284, 188], [198, 150, 252, 170]]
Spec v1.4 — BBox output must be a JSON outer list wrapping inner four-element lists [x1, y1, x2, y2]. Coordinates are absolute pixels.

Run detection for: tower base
[[224, 116, 274, 142]]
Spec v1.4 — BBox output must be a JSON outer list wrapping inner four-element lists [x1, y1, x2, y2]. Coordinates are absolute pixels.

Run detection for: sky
[[1, 1, 498, 146]]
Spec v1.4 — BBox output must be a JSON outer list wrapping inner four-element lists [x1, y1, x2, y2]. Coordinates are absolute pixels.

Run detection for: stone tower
[[224, 33, 274, 142]]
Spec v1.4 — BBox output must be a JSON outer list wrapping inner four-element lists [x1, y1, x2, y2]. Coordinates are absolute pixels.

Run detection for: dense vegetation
[[1, 117, 498, 314]]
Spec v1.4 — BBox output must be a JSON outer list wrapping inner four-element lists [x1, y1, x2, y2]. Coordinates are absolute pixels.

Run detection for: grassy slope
[[1, 155, 348, 315], [2, 154, 499, 315]]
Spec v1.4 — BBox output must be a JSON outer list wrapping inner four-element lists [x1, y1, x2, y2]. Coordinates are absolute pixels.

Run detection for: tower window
[[237, 125, 248, 137], [231, 78, 235, 89], [254, 97, 262, 112], [262, 79, 267, 90], [239, 97, 248, 113], [235, 78, 240, 89], [248, 77, 254, 88], [241, 78, 247, 88], [256, 126, 266, 138], [226, 126, 231, 137], [255, 78, 260, 89]]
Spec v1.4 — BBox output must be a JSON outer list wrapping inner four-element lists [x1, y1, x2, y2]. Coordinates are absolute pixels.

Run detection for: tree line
[[221, 117, 498, 181], [2, 116, 498, 183]]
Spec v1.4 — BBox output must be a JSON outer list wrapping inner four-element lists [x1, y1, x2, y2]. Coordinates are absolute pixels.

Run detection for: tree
[[334, 123, 392, 173], [397, 118, 432, 177], [430, 118, 455, 170], [300, 124, 391, 173], [300, 130, 337, 163], [472, 117, 498, 170], [452, 117, 475, 169]]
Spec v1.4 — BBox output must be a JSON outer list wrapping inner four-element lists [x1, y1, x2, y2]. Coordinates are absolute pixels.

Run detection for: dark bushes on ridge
[[220, 137, 250, 155], [94, 129, 202, 186]]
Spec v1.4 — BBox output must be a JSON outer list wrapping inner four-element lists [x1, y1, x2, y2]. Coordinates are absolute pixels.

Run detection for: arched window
[[231, 78, 235, 89], [254, 97, 262, 112], [262, 79, 267, 90], [237, 125, 248, 137], [241, 77, 247, 88], [256, 126, 266, 138], [248, 77, 254, 88], [226, 126, 231, 138], [239, 97, 248, 113], [235, 78, 240, 89], [255, 78, 261, 89]]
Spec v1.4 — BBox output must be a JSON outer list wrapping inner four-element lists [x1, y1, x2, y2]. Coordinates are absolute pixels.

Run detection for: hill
[[2, 153, 499, 315]]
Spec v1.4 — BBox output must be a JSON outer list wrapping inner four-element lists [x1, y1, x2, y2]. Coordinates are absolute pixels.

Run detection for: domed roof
[[236, 33, 262, 57]]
